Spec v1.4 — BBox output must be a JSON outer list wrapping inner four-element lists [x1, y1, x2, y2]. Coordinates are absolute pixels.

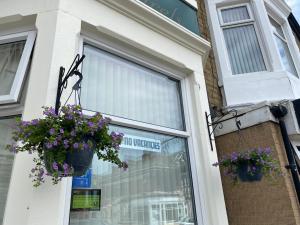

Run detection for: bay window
[[69, 43, 197, 225], [218, 4, 267, 75]]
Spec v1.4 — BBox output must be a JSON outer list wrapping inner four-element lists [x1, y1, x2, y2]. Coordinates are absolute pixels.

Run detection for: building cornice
[[96, 0, 211, 61], [268, 0, 292, 17]]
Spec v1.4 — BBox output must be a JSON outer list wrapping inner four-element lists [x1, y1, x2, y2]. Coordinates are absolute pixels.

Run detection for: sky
[[286, 0, 300, 22]]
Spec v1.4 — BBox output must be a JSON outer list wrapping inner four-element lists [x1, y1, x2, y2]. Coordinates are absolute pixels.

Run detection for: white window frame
[[0, 31, 36, 105], [74, 34, 206, 225], [217, 3, 270, 75], [268, 13, 299, 77]]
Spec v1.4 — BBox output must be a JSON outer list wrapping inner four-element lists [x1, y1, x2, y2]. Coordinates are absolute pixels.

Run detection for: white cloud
[[286, 0, 300, 22]]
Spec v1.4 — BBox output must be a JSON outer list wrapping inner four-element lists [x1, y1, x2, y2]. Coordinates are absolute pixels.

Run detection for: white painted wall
[[0, 1, 228, 225]]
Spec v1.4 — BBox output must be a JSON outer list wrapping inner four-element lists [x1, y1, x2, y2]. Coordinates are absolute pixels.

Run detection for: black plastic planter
[[66, 148, 94, 176], [44, 148, 94, 177], [237, 162, 263, 182]]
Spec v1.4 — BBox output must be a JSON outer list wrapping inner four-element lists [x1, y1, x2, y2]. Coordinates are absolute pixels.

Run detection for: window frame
[[0, 31, 36, 105], [217, 3, 270, 75], [76, 34, 204, 225], [268, 13, 299, 77]]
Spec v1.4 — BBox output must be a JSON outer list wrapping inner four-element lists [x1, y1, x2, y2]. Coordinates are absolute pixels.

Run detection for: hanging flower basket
[[213, 148, 280, 183], [237, 161, 263, 182], [6, 105, 128, 187]]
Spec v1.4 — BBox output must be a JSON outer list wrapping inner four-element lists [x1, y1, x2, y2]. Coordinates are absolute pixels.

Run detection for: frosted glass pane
[[223, 24, 266, 75], [221, 6, 250, 24], [0, 41, 25, 95], [81, 45, 184, 130], [274, 35, 298, 76], [0, 118, 16, 225], [69, 126, 196, 225]]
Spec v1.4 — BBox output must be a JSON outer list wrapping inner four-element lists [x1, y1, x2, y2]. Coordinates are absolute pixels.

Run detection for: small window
[[221, 6, 250, 24], [218, 4, 267, 75], [0, 32, 36, 105], [268, 16, 298, 76]]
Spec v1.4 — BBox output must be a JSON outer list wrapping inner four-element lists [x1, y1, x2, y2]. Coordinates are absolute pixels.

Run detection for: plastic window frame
[[217, 3, 269, 75], [268, 14, 299, 77], [0, 31, 36, 105]]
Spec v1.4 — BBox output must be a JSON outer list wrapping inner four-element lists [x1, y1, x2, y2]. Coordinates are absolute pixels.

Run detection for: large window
[[268, 16, 298, 76], [70, 44, 196, 225], [218, 4, 267, 75], [0, 32, 35, 105], [0, 118, 17, 225]]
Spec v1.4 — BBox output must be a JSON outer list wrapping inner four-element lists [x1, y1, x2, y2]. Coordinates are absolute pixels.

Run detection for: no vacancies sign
[[120, 135, 161, 152]]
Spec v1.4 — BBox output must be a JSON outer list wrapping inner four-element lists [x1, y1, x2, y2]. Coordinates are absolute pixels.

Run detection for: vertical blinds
[[0, 41, 25, 95], [0, 118, 15, 225], [223, 25, 266, 75], [81, 45, 185, 131], [221, 6, 250, 24], [69, 126, 196, 225], [220, 6, 266, 75]]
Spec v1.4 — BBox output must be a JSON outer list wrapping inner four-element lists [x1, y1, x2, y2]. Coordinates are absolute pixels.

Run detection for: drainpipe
[[270, 105, 300, 204]]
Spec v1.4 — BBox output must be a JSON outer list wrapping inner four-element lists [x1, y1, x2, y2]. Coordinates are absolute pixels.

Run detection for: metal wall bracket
[[205, 109, 242, 151], [55, 54, 85, 114]]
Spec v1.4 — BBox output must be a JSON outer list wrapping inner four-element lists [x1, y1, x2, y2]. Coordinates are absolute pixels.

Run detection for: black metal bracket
[[55, 54, 85, 114], [205, 109, 242, 151]]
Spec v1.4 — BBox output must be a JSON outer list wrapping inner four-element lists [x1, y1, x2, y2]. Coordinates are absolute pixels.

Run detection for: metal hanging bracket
[[55, 54, 85, 114], [205, 109, 243, 151]]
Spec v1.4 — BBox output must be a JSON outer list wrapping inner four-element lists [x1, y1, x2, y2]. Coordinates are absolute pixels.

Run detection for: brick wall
[[196, 0, 223, 109], [215, 122, 300, 225]]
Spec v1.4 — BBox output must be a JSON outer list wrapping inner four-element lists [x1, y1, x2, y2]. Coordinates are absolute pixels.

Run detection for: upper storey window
[[268, 16, 298, 76], [218, 4, 267, 75], [139, 0, 200, 35]]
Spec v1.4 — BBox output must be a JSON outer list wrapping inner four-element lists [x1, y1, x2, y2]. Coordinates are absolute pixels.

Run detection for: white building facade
[[0, 1, 229, 225]]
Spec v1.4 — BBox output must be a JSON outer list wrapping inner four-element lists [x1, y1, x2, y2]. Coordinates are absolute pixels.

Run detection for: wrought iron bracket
[[205, 109, 243, 151], [55, 54, 85, 114]]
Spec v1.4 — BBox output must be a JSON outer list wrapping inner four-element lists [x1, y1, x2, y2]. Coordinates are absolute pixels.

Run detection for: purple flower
[[52, 162, 58, 171], [49, 128, 55, 135], [45, 142, 53, 149], [265, 147, 272, 154], [73, 143, 79, 149], [53, 140, 58, 146], [60, 128, 64, 134], [63, 163, 70, 175], [88, 121, 94, 128], [31, 119, 39, 125], [230, 152, 238, 161], [83, 143, 89, 150], [70, 130, 76, 137], [63, 140, 69, 145]]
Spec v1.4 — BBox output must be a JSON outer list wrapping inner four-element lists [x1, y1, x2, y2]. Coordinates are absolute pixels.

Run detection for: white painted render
[[0, 1, 228, 225], [205, 0, 300, 107]]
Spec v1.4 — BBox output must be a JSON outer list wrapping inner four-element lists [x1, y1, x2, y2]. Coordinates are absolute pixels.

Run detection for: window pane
[[0, 118, 16, 224], [221, 6, 250, 24], [0, 41, 25, 95], [274, 34, 298, 76], [268, 16, 285, 39], [81, 45, 185, 130], [223, 24, 267, 75], [69, 126, 196, 225]]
